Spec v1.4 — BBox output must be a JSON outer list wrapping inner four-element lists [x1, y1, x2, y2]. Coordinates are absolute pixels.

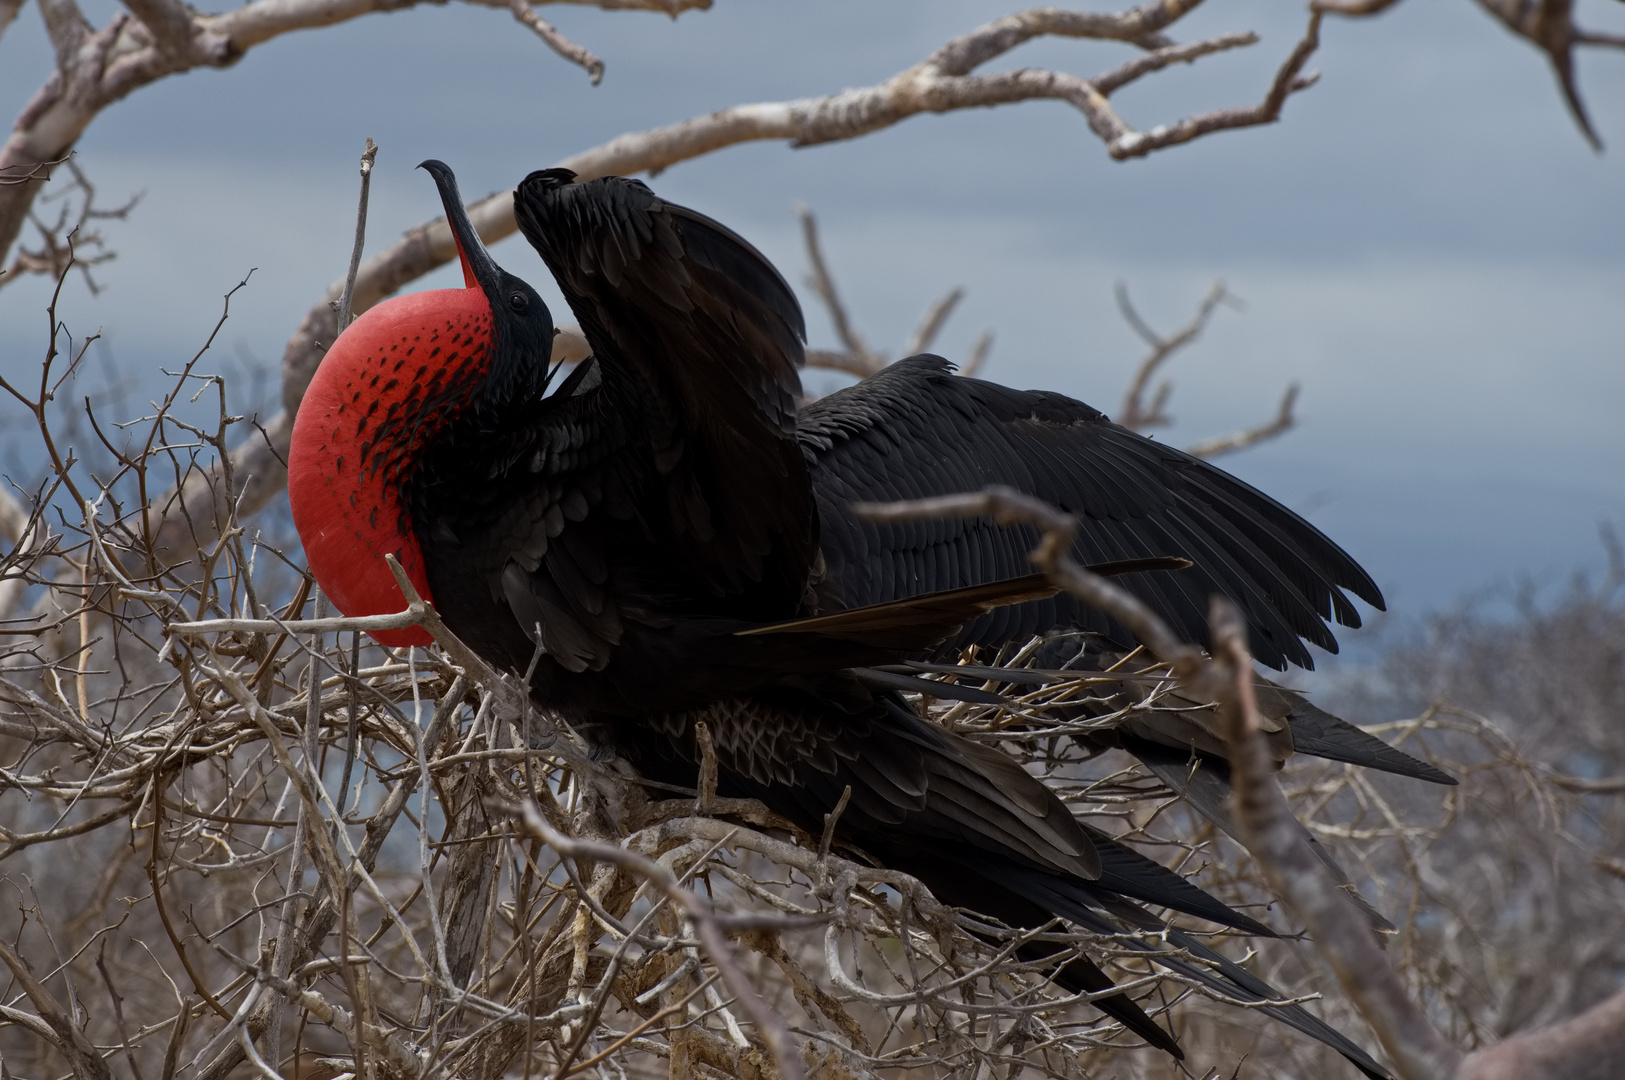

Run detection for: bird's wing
[[412, 359, 651, 676], [801, 355, 1385, 670], [737, 572, 1056, 648], [514, 171, 815, 608], [687, 686, 1105, 882]]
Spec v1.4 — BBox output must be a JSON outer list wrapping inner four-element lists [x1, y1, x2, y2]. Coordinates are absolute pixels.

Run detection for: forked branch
[[797, 205, 987, 381], [1116, 280, 1236, 430]]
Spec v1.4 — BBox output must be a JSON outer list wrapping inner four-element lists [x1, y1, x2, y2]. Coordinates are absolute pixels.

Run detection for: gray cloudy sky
[[1, 0, 1622, 662]]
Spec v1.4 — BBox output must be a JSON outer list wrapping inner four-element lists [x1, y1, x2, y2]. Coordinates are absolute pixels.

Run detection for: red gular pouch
[[288, 286, 495, 647]]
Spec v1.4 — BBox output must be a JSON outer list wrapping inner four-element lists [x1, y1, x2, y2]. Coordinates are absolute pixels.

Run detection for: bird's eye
[[509, 292, 530, 313]]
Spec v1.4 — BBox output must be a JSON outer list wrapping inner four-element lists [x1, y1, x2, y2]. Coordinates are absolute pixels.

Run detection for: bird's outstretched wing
[[514, 169, 816, 611], [801, 355, 1385, 670]]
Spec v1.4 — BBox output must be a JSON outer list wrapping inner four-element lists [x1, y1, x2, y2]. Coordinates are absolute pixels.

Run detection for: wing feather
[[803, 355, 1384, 669]]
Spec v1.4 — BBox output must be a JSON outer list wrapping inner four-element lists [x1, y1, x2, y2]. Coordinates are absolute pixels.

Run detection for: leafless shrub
[[0, 156, 139, 293], [1312, 553, 1625, 1047]]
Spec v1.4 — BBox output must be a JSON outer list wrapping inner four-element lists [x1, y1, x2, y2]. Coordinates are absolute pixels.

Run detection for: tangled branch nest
[[0, 263, 1612, 1080]]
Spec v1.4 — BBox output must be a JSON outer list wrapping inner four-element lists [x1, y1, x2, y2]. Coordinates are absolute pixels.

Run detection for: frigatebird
[[287, 160, 1425, 1075]]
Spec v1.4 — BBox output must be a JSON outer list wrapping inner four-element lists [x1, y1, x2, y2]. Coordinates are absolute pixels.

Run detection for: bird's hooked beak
[[419, 159, 504, 296]]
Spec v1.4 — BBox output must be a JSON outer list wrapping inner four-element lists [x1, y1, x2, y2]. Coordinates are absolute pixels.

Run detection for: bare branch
[[798, 204, 883, 377], [508, 0, 604, 84], [1457, 988, 1625, 1080], [852, 486, 1488, 1077], [0, 0, 28, 45], [122, 0, 210, 59], [0, 157, 140, 294], [334, 138, 377, 331], [1209, 597, 1462, 1080], [0, 937, 114, 1080], [921, 2, 1186, 73], [960, 330, 994, 378], [1311, 0, 1403, 14], [1116, 280, 1233, 430], [1318, 0, 1621, 150], [35, 0, 89, 70], [904, 287, 964, 356], [1185, 383, 1298, 459], [1548, 772, 1625, 795], [0, 0, 704, 269], [513, 801, 808, 1080], [129, 2, 1342, 562], [1094, 12, 1324, 159], [1600, 519, 1624, 594], [1468, 0, 1610, 149]]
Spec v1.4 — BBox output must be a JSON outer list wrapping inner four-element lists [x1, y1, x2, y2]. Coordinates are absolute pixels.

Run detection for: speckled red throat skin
[[288, 286, 494, 646]]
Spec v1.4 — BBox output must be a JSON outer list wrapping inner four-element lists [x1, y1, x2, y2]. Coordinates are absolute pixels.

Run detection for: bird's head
[[287, 161, 555, 646]]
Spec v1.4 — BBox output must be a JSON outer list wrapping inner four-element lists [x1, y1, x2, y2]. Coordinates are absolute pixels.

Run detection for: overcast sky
[[2, 0, 1622, 665]]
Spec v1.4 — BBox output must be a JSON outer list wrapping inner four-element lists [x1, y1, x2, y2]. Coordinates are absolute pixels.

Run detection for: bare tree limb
[[1116, 279, 1234, 429], [1314, 0, 1622, 150], [1465, 0, 1622, 149], [0, 0, 705, 267], [1112, 279, 1296, 458], [121, 0, 212, 59], [512, 801, 808, 1080], [0, 0, 29, 46], [0, 156, 139, 294], [798, 204, 882, 377], [1185, 382, 1298, 459], [904, 287, 964, 357], [1457, 987, 1625, 1080], [508, 0, 605, 84], [1311, 0, 1402, 13], [859, 483, 1625, 1080], [1209, 597, 1463, 1080], [334, 138, 377, 331], [853, 486, 1214, 692], [959, 329, 994, 378], [35, 0, 90, 71], [799, 210, 988, 380]]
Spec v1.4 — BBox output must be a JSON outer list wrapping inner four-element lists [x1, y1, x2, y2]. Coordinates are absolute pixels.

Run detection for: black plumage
[[801, 355, 1383, 670], [366, 163, 1435, 1075]]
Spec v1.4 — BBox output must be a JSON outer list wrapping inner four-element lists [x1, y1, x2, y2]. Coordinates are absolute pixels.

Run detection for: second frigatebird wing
[[800, 355, 1386, 671]]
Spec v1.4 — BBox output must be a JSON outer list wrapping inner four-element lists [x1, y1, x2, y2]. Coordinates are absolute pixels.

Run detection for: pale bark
[[0, 0, 705, 264]]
